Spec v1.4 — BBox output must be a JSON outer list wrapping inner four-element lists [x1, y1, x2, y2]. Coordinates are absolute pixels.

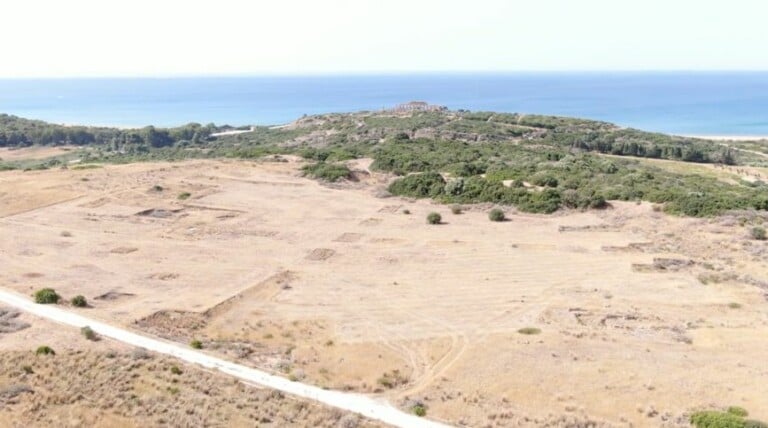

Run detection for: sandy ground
[[1, 158, 768, 427], [0, 146, 77, 162]]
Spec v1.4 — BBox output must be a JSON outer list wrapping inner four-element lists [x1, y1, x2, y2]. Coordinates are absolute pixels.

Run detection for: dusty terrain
[[0, 314, 380, 428], [1, 153, 767, 427]]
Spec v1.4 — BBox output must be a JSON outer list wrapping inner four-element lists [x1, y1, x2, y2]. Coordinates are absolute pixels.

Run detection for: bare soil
[[1, 159, 767, 427]]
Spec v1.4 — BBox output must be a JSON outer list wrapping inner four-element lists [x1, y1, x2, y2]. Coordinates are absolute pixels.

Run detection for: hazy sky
[[3, 0, 767, 77]]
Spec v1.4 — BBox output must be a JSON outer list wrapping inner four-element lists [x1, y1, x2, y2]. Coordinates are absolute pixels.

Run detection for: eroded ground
[[1, 156, 767, 427]]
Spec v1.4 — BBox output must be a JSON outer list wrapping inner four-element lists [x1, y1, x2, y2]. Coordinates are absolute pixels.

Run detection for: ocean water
[[1, 72, 767, 135]]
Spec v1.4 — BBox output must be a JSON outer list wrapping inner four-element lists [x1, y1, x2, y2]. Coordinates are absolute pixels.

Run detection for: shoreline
[[682, 135, 768, 141]]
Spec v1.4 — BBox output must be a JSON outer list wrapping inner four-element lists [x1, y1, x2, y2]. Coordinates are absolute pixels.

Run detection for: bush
[[402, 209, 411, 215], [152, 185, 164, 192], [451, 205, 463, 214], [34, 288, 60, 304], [71, 295, 88, 307], [190, 339, 203, 349], [81, 326, 97, 341], [690, 409, 767, 428], [60, 231, 72, 237], [412, 404, 427, 417], [751, 226, 766, 240], [388, 172, 445, 199], [35, 345, 55, 356], [426, 212, 442, 225], [729, 407, 749, 418], [518, 327, 541, 335], [178, 192, 191, 200], [301, 162, 351, 182], [489, 208, 505, 222], [170, 365, 183, 375]]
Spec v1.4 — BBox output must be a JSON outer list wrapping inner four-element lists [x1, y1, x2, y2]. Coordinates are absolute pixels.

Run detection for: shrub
[[170, 365, 183, 375], [190, 339, 203, 349], [402, 209, 411, 215], [178, 192, 191, 200], [426, 212, 442, 225], [22, 365, 34, 374], [518, 327, 541, 335], [60, 231, 72, 237], [35, 345, 55, 356], [751, 226, 766, 240], [451, 205, 463, 214], [412, 404, 427, 417], [728, 302, 742, 309], [690, 411, 746, 428], [152, 185, 164, 192], [728, 407, 749, 418], [71, 295, 88, 308], [489, 208, 505, 222], [690, 409, 767, 428], [301, 162, 351, 182], [388, 172, 445, 199], [81, 326, 97, 341], [34, 288, 60, 304]]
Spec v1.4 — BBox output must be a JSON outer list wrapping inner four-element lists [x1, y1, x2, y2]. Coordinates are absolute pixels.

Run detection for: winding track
[[0, 288, 450, 428]]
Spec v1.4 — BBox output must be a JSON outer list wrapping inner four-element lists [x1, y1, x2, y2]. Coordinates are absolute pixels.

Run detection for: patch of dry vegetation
[[0, 350, 382, 428]]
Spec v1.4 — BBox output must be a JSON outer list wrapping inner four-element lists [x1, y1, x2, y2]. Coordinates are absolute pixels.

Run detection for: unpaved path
[[0, 288, 450, 428]]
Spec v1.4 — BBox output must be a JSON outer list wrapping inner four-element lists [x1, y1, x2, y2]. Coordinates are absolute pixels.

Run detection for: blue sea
[[1, 72, 767, 136]]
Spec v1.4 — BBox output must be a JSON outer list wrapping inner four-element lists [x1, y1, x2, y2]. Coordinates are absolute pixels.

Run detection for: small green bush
[[152, 185, 164, 192], [451, 205, 463, 214], [71, 295, 88, 308], [489, 208, 505, 222], [81, 326, 97, 341], [426, 212, 442, 225], [412, 404, 427, 417], [22, 365, 34, 374], [728, 302, 742, 309], [729, 407, 749, 418], [190, 339, 203, 349], [34, 288, 60, 304], [751, 226, 766, 240], [518, 327, 541, 335], [402, 209, 411, 215], [178, 192, 191, 200], [35, 346, 55, 356], [170, 365, 183, 375]]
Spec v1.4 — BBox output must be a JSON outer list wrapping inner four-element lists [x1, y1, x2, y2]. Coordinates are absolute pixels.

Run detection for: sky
[[2, 0, 767, 77]]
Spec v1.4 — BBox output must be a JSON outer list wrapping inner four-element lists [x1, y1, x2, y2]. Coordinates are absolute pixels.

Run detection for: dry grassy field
[[1, 152, 767, 427]]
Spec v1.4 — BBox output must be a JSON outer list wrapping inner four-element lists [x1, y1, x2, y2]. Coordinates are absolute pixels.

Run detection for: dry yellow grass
[[1, 159, 767, 427]]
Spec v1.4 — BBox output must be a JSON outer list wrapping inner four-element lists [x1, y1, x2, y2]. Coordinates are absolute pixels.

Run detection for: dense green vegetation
[[3, 109, 767, 217], [301, 162, 351, 182], [0, 114, 218, 149], [33, 288, 60, 304], [690, 407, 767, 428]]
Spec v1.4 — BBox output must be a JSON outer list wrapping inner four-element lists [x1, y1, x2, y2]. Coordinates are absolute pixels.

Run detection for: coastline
[[682, 135, 768, 141]]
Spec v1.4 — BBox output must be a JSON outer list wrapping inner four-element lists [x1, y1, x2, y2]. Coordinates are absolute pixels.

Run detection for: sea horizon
[[1, 72, 767, 136]]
